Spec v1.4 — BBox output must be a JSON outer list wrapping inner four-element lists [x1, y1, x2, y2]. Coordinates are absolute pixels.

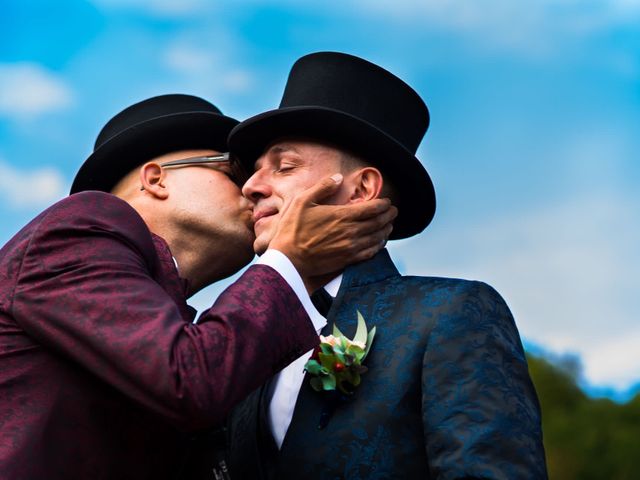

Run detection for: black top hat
[[70, 94, 238, 194], [228, 52, 435, 239]]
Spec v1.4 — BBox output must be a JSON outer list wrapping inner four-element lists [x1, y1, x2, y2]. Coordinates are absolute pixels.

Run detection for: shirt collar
[[324, 274, 343, 298]]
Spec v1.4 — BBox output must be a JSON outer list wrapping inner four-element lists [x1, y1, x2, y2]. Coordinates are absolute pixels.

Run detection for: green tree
[[527, 353, 640, 479]]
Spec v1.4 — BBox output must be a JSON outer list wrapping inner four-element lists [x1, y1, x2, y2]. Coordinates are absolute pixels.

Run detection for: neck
[[304, 271, 342, 294], [162, 231, 241, 297], [126, 198, 240, 297]]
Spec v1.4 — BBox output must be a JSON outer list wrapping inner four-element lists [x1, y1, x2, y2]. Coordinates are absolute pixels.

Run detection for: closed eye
[[274, 160, 301, 174]]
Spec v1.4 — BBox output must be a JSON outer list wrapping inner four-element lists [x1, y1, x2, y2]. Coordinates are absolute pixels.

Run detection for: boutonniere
[[304, 311, 376, 396]]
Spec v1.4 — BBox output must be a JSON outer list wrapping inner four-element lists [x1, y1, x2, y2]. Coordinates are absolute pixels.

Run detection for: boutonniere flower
[[304, 311, 376, 396]]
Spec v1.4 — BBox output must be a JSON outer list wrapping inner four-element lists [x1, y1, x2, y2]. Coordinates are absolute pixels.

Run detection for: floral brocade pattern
[[0, 191, 316, 479]]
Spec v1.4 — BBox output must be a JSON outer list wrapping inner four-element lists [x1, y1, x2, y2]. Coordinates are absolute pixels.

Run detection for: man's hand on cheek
[[269, 173, 397, 292]]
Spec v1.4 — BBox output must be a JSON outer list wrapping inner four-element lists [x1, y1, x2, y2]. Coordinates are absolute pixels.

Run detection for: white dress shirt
[[185, 248, 339, 448], [266, 273, 343, 449]]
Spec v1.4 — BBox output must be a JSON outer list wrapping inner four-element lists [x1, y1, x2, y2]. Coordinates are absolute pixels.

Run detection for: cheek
[[217, 178, 243, 200], [273, 174, 318, 206]]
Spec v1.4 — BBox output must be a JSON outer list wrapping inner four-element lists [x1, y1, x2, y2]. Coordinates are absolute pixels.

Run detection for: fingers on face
[[343, 198, 393, 221], [351, 242, 384, 263], [342, 227, 387, 256], [300, 175, 342, 204], [345, 212, 395, 238]]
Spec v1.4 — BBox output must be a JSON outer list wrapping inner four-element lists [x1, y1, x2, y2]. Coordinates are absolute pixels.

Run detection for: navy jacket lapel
[[326, 249, 399, 337]]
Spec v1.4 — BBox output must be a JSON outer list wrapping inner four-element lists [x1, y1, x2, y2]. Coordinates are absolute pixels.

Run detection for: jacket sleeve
[[422, 281, 548, 480], [11, 193, 318, 430]]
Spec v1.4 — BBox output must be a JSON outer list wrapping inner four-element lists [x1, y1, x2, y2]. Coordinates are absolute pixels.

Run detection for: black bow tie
[[311, 288, 333, 317]]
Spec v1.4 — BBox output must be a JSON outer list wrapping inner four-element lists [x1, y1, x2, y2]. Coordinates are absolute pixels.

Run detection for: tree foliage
[[527, 353, 640, 479]]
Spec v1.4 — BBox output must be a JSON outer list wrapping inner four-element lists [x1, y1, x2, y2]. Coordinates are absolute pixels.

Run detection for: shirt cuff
[[257, 249, 327, 333]]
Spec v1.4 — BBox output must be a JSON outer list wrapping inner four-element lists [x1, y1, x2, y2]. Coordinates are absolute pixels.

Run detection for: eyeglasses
[[158, 152, 230, 168], [141, 152, 247, 190]]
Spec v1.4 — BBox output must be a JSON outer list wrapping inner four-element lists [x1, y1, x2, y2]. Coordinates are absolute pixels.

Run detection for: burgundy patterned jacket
[[0, 191, 317, 479]]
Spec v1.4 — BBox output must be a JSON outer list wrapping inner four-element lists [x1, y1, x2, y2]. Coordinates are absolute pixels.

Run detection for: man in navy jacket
[[227, 52, 547, 479]]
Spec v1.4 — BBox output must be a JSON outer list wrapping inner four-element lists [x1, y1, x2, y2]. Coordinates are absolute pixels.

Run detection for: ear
[[139, 162, 169, 199], [349, 167, 384, 202]]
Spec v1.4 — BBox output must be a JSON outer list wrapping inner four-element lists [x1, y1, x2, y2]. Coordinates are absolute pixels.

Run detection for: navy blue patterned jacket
[[229, 249, 547, 479]]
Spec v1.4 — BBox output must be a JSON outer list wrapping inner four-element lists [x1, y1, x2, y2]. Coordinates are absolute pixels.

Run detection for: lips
[[253, 207, 279, 224]]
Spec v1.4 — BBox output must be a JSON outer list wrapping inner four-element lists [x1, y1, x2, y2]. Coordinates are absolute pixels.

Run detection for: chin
[[253, 236, 270, 256]]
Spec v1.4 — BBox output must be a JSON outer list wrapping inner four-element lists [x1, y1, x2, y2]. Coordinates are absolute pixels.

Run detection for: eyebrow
[[269, 144, 301, 155]]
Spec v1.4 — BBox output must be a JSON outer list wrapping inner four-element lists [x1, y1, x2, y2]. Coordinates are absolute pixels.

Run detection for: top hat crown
[[71, 94, 238, 194], [228, 52, 435, 239]]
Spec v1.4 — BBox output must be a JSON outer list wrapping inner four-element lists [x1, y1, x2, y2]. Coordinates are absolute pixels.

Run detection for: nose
[[241, 168, 271, 203]]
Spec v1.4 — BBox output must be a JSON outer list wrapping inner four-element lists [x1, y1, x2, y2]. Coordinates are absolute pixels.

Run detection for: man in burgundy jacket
[[0, 94, 395, 479]]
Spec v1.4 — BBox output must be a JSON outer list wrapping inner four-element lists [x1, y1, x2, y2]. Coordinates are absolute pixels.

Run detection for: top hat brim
[[71, 111, 238, 194], [229, 106, 436, 239]]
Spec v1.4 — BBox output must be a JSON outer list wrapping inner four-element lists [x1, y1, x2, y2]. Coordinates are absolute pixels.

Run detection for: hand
[[269, 174, 397, 292]]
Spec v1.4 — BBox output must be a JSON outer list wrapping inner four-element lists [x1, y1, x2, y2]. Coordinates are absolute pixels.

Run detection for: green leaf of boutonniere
[[354, 311, 368, 345], [305, 310, 376, 395]]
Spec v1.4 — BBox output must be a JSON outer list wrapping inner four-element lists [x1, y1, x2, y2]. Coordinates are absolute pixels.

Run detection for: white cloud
[[584, 330, 640, 390], [164, 44, 217, 73], [163, 42, 254, 94], [390, 190, 639, 390], [221, 70, 253, 93], [0, 160, 67, 208], [360, 0, 640, 27], [610, 0, 640, 15], [0, 63, 73, 118], [349, 0, 640, 58], [90, 0, 208, 17]]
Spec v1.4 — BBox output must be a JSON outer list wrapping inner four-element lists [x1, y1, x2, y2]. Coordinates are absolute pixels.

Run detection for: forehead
[[256, 139, 342, 166]]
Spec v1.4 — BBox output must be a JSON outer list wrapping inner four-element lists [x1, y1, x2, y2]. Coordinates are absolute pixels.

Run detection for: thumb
[[300, 173, 343, 205]]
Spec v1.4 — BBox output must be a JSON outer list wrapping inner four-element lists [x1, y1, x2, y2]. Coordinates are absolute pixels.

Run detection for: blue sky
[[1, 0, 639, 398]]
